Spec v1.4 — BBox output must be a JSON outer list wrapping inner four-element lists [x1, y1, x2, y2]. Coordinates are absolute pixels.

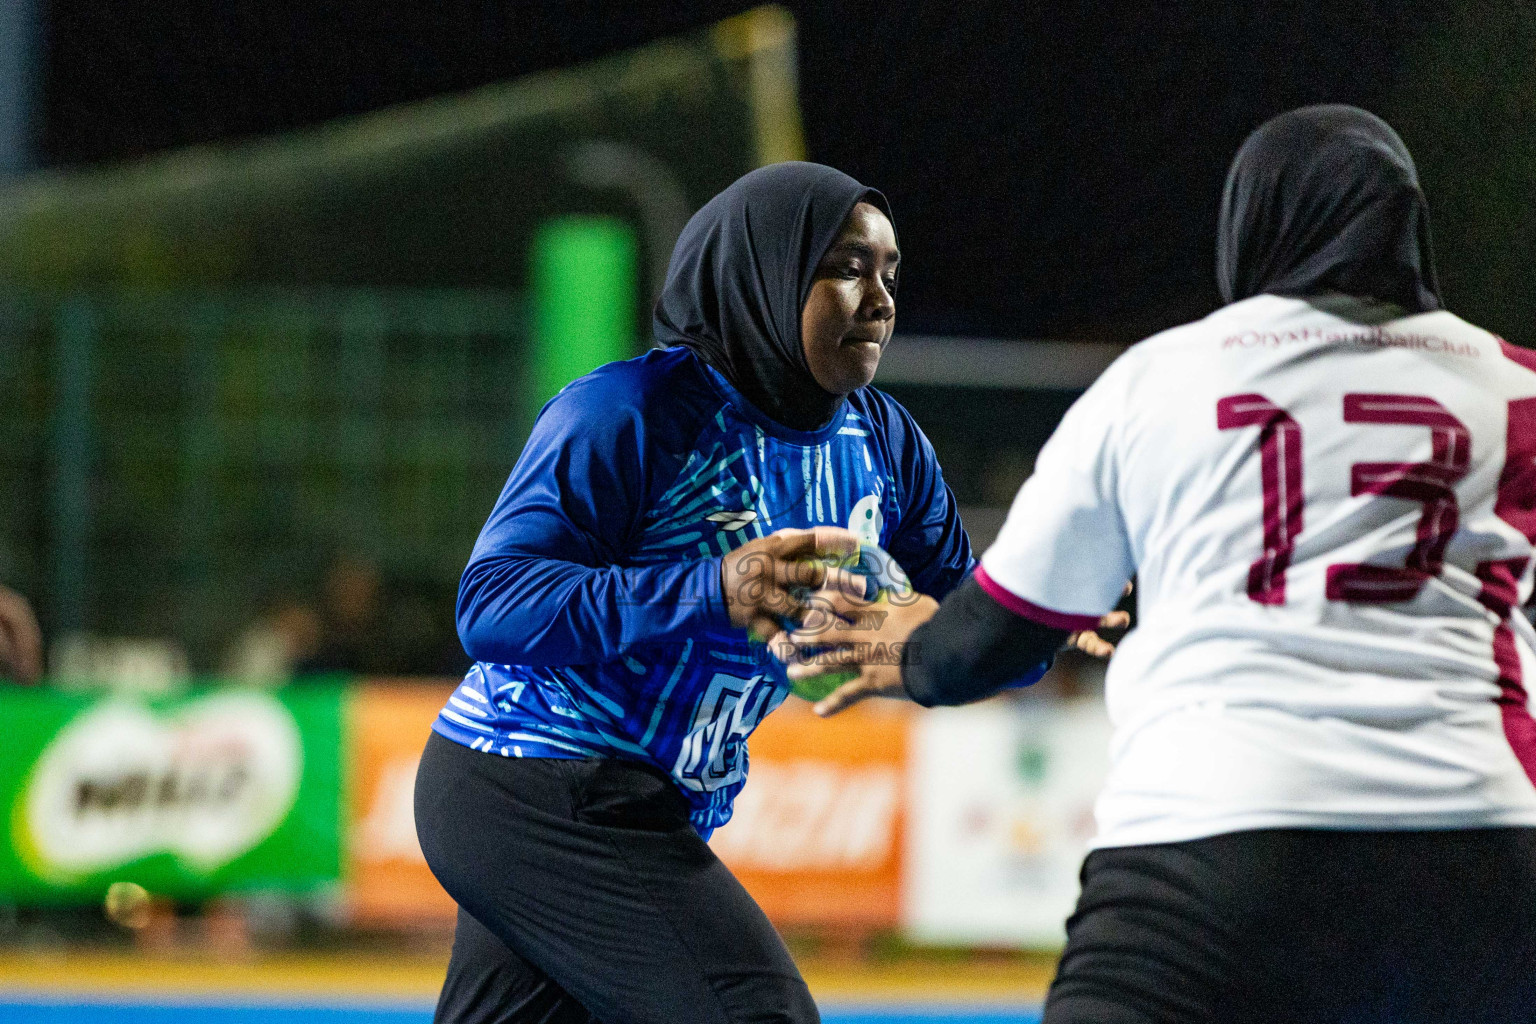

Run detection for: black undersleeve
[[900, 574, 1069, 707]]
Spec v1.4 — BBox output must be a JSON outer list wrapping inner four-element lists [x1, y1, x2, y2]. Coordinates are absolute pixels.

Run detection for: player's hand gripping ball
[[778, 542, 913, 702]]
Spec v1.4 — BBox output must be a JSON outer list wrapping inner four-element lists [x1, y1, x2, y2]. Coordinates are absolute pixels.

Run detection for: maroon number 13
[[1216, 393, 1471, 606]]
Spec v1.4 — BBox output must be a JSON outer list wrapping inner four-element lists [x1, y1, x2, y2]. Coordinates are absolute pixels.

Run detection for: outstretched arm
[[772, 576, 1127, 716]]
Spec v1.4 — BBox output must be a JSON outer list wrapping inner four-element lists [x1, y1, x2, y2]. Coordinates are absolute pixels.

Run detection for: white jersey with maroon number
[[979, 294, 1536, 849]]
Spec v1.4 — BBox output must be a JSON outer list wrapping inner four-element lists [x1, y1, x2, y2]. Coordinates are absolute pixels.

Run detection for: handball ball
[[785, 542, 911, 702]]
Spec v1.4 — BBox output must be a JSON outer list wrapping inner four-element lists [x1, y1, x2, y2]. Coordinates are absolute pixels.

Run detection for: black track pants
[[414, 732, 819, 1024]]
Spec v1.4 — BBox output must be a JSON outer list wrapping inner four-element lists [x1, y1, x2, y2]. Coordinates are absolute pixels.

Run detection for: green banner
[[0, 682, 343, 904]]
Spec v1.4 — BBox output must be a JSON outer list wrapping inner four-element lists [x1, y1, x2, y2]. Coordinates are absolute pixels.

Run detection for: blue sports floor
[[0, 997, 1043, 1023]]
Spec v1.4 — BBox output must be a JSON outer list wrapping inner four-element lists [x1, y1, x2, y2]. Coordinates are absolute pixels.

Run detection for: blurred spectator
[[0, 585, 42, 684], [221, 595, 323, 686], [227, 553, 468, 681], [296, 552, 392, 676], [51, 634, 188, 695]]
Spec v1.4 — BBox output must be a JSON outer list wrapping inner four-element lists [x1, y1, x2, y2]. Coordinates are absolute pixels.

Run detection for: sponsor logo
[[705, 509, 759, 533], [18, 693, 303, 880], [710, 761, 899, 870]]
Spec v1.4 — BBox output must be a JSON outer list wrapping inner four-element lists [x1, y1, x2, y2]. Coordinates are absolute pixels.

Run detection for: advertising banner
[[343, 680, 458, 925], [0, 683, 344, 903], [711, 699, 911, 928], [0, 677, 1108, 944], [903, 699, 1110, 947]]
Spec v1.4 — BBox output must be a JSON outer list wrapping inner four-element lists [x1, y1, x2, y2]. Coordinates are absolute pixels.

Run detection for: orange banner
[[344, 680, 459, 926], [710, 699, 911, 928], [343, 682, 911, 931]]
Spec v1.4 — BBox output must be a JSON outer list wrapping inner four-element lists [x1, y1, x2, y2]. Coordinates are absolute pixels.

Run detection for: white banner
[[904, 698, 1110, 946]]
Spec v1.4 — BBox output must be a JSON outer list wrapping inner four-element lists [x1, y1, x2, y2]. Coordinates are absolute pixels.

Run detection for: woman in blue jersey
[[415, 162, 983, 1024]]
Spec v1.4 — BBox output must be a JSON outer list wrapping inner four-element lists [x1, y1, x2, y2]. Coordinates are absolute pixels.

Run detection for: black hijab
[[1216, 104, 1442, 313], [654, 162, 892, 431]]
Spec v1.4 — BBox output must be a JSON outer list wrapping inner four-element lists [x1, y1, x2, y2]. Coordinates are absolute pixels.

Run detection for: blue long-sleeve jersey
[[432, 346, 981, 835]]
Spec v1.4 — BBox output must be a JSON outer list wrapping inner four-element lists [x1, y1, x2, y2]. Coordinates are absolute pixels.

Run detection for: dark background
[[38, 0, 1529, 342]]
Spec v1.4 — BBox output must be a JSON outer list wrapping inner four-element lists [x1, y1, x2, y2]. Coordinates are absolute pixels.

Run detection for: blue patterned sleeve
[[878, 396, 975, 600], [456, 368, 731, 667]]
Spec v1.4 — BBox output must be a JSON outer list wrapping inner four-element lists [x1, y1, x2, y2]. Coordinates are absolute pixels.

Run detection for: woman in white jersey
[[777, 105, 1536, 1022]]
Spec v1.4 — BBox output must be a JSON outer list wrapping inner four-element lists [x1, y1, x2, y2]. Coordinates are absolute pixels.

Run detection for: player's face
[[801, 202, 898, 395]]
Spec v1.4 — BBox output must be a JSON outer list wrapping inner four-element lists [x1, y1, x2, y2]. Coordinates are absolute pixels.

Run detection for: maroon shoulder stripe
[[974, 565, 1102, 631], [1499, 337, 1536, 374]]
